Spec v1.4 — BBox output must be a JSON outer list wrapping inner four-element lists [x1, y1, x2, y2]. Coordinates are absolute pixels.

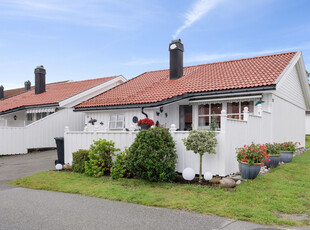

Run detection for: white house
[[64, 39, 310, 176], [0, 66, 126, 155]]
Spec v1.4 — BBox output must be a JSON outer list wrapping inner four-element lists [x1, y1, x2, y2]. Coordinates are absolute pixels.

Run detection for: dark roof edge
[[74, 85, 276, 112], [0, 103, 59, 115]]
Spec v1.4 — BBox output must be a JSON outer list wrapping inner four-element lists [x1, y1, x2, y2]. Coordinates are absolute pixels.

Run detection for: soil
[[173, 174, 221, 187]]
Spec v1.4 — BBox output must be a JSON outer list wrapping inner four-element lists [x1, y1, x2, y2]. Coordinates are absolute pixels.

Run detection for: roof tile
[[77, 52, 296, 109], [0, 76, 116, 113]]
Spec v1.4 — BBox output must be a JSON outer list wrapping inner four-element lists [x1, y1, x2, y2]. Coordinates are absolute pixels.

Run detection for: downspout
[[141, 107, 148, 118]]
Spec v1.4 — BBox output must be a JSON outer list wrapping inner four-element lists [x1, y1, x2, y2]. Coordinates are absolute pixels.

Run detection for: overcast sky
[[0, 0, 309, 89]]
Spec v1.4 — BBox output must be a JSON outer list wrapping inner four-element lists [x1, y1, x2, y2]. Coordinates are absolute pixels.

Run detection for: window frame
[[198, 103, 222, 129], [109, 114, 125, 130]]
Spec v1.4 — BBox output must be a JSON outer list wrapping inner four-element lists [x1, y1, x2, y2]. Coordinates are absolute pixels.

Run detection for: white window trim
[[109, 114, 125, 130]]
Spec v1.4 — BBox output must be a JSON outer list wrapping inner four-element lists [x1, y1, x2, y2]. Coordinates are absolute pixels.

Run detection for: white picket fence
[[64, 107, 273, 176], [0, 108, 84, 155]]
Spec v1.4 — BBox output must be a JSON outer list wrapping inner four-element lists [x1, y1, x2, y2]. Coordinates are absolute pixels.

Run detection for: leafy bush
[[279, 141, 300, 152], [183, 129, 217, 183], [85, 139, 120, 177], [72, 149, 90, 173], [265, 143, 281, 155], [126, 127, 177, 182], [110, 151, 130, 180]]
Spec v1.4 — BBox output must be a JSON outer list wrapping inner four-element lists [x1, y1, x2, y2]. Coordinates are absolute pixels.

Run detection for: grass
[[8, 151, 310, 227], [306, 135, 310, 149]]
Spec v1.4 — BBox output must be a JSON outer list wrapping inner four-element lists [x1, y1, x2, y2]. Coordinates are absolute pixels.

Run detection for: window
[[198, 103, 222, 129], [109, 115, 124, 129], [27, 113, 33, 121], [227, 101, 254, 119], [179, 105, 192, 131], [36, 113, 42, 120], [42, 112, 47, 118]]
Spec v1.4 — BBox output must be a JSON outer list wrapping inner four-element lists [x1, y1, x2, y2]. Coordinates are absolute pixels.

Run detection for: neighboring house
[[65, 39, 310, 176], [0, 65, 126, 155]]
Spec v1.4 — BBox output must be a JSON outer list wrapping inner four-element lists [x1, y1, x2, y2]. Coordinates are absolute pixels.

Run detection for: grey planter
[[140, 124, 151, 130], [280, 151, 293, 163], [264, 155, 280, 168], [239, 162, 261, 180]]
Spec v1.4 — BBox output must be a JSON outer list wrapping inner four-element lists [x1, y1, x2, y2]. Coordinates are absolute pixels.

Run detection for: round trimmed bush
[[85, 139, 119, 177], [126, 127, 177, 182], [72, 149, 90, 173]]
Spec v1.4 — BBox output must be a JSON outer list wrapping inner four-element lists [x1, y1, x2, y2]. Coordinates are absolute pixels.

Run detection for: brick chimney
[[24, 80, 31, 92], [34, 65, 46, 94], [0, 85, 3, 100], [169, 39, 184, 80]]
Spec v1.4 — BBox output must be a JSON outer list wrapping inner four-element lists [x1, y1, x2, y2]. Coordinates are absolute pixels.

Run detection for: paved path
[[0, 151, 309, 230]]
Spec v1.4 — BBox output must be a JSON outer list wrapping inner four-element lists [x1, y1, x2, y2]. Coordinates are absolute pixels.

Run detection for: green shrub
[[126, 127, 177, 182], [72, 149, 90, 173], [85, 139, 120, 177], [111, 151, 131, 180]]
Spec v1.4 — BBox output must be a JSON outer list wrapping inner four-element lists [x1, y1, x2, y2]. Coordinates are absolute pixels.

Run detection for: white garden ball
[[182, 168, 195, 181], [55, 163, 63, 170], [204, 171, 213, 181]]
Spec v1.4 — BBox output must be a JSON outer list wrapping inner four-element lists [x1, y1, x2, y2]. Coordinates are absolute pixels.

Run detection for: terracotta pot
[[280, 151, 293, 163], [239, 162, 261, 180], [264, 155, 280, 168]]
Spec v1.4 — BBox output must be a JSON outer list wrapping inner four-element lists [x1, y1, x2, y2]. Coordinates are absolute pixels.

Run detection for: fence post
[[64, 126, 70, 133], [220, 110, 227, 132], [257, 104, 262, 116], [129, 124, 135, 132], [169, 124, 177, 132], [243, 107, 249, 121]]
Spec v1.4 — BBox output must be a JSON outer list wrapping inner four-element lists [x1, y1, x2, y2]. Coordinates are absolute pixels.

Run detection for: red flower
[[137, 118, 155, 126]]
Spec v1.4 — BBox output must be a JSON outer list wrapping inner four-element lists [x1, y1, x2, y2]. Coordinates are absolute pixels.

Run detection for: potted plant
[[279, 142, 300, 163], [182, 129, 217, 184], [264, 143, 281, 168], [137, 118, 155, 130], [236, 143, 267, 179]]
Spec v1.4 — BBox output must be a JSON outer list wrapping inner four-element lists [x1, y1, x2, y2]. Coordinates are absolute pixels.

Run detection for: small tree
[[210, 112, 218, 131], [182, 129, 217, 183]]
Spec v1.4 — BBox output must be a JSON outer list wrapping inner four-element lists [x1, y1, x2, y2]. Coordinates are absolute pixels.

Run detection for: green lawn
[[306, 135, 310, 149], [9, 150, 310, 226]]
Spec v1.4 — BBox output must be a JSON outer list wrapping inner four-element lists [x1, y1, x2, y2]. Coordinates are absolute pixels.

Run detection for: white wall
[[272, 94, 305, 146], [0, 127, 26, 154], [84, 101, 185, 131], [276, 65, 306, 109], [0, 108, 84, 155], [306, 114, 310, 135], [64, 110, 274, 176]]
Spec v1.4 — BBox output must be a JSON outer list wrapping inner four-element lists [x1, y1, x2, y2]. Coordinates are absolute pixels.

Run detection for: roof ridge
[[49, 75, 118, 86]]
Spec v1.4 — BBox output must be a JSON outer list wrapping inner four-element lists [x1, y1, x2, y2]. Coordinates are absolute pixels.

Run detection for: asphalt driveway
[[0, 151, 309, 230]]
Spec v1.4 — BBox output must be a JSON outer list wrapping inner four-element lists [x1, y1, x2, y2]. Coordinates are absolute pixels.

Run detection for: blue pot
[[239, 162, 261, 180], [264, 155, 280, 168], [280, 151, 293, 163]]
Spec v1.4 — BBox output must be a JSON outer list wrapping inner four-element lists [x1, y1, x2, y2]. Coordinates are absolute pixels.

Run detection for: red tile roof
[[0, 77, 117, 113], [2, 81, 69, 100], [76, 52, 297, 109]]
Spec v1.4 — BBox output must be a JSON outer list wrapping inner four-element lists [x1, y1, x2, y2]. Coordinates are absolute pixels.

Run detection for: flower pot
[[280, 151, 293, 163], [264, 155, 280, 168], [140, 124, 151, 130], [239, 162, 261, 180]]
